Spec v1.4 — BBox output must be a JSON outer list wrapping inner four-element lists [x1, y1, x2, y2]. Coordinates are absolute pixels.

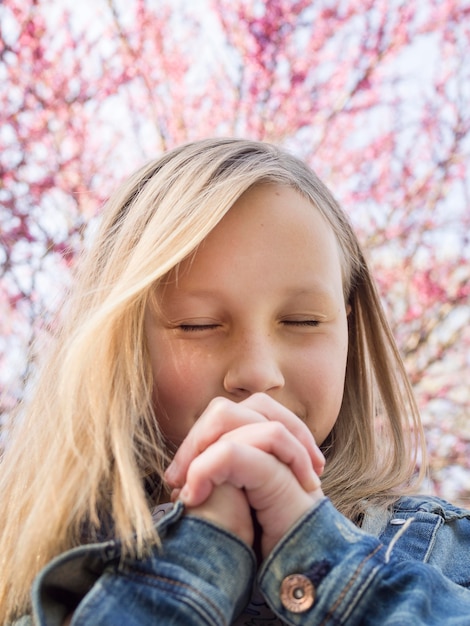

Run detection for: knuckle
[[199, 397, 233, 429], [267, 420, 287, 437], [216, 438, 238, 460], [206, 396, 232, 415]]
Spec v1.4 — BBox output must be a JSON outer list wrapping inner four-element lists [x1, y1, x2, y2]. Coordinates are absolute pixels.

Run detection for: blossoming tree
[[1, 0, 469, 500]]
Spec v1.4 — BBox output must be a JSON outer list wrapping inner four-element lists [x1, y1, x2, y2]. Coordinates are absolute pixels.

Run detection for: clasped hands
[[164, 393, 325, 559]]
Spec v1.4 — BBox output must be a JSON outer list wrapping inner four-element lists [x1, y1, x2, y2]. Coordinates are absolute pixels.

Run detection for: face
[[145, 184, 349, 449]]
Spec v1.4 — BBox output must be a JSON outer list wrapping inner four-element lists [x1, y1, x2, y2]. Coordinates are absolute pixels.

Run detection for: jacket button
[[280, 573, 315, 613], [390, 518, 407, 525]]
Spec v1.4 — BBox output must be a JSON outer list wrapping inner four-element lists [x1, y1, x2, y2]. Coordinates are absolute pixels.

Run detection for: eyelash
[[284, 320, 320, 327], [178, 324, 220, 332], [178, 320, 320, 332]]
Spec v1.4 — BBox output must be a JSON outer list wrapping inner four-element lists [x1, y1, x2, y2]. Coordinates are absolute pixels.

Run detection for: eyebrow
[[164, 284, 339, 302], [282, 286, 336, 296]]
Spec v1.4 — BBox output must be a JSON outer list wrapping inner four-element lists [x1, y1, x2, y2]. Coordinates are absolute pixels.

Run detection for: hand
[[165, 393, 325, 557], [165, 393, 325, 488]]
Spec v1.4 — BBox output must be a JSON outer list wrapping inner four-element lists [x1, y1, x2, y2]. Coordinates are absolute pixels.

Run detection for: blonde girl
[[1, 138, 469, 625]]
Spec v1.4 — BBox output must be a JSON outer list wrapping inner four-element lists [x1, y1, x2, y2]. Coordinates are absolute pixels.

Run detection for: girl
[[1, 138, 470, 625]]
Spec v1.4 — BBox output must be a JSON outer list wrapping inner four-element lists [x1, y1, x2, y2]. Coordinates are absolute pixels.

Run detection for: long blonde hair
[[0, 138, 425, 622]]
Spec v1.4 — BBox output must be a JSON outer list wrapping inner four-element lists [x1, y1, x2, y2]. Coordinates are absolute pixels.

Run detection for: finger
[[165, 396, 269, 487], [240, 393, 325, 474], [218, 421, 319, 492], [179, 441, 284, 507], [179, 440, 321, 509]]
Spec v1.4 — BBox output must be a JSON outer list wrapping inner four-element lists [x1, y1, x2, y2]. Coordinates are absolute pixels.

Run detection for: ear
[[346, 303, 352, 316]]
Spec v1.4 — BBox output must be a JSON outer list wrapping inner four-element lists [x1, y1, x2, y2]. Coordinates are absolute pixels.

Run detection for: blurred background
[[1, 0, 469, 503]]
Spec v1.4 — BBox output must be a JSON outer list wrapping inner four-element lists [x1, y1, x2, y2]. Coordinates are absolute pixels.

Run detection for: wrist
[[183, 483, 254, 546], [260, 488, 325, 558]]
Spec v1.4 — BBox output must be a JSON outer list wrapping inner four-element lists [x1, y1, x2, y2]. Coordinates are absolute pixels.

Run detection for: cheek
[[150, 358, 201, 445], [148, 341, 221, 443], [296, 334, 348, 443], [151, 347, 204, 412], [297, 331, 348, 392]]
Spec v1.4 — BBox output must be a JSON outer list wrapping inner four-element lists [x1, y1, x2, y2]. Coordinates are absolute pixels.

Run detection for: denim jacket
[[18, 495, 470, 625]]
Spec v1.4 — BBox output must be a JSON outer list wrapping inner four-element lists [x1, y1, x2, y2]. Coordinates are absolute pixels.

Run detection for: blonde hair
[[0, 138, 425, 622]]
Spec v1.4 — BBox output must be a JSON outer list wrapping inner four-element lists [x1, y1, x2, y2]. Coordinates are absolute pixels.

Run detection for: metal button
[[280, 573, 315, 613], [390, 518, 407, 525]]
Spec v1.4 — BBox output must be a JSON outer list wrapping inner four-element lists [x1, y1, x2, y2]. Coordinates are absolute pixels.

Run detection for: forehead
[[163, 184, 345, 296]]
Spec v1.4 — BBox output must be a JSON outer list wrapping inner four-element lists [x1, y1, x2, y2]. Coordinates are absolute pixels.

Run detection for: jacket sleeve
[[29, 497, 470, 625], [257, 497, 470, 625], [30, 501, 256, 626]]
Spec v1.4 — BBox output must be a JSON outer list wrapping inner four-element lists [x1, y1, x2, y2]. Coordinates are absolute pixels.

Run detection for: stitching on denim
[[305, 560, 332, 586], [119, 570, 229, 626], [422, 513, 444, 563], [384, 517, 415, 563], [321, 544, 383, 626]]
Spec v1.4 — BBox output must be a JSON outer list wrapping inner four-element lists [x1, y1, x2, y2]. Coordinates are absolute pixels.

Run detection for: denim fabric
[[258, 497, 470, 625], [30, 501, 255, 626], [19, 495, 470, 625]]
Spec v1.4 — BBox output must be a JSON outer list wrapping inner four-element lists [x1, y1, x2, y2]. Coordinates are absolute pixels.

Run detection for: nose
[[223, 332, 285, 397]]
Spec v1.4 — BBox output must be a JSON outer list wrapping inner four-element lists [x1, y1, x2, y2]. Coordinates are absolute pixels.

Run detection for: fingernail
[[170, 488, 181, 503], [179, 485, 190, 503], [307, 474, 322, 492], [164, 462, 176, 482]]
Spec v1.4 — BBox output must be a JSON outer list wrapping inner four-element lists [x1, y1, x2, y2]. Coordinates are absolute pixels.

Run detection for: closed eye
[[282, 320, 320, 327], [178, 324, 221, 332]]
